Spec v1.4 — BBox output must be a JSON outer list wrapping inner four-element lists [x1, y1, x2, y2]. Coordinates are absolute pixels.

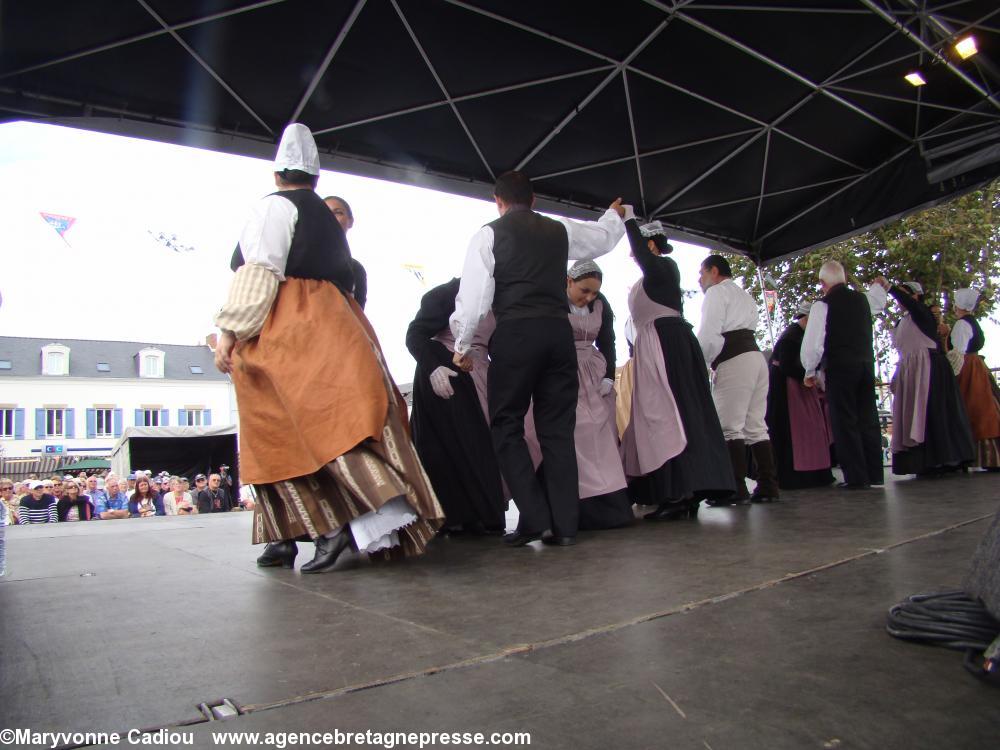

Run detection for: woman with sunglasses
[[57, 481, 95, 522]]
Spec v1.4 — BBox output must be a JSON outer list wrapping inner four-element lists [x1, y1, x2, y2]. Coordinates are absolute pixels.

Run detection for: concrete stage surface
[[2, 473, 999, 749]]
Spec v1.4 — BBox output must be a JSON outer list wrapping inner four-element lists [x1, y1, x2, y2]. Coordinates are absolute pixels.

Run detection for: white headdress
[[273, 123, 321, 176], [954, 288, 979, 311]]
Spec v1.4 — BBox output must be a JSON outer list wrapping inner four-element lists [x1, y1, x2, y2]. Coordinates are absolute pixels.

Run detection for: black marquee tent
[[2, 0, 998, 262]]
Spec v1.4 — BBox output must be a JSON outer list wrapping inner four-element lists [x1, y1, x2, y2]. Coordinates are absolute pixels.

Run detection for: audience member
[[57, 482, 95, 522], [95, 477, 130, 519], [129, 477, 164, 518], [85, 476, 108, 509], [162, 476, 196, 515], [17, 481, 58, 524], [197, 474, 231, 514]]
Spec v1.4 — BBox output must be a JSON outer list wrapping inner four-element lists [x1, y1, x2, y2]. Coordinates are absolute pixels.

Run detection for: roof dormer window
[[137, 347, 165, 379], [41, 343, 70, 376]]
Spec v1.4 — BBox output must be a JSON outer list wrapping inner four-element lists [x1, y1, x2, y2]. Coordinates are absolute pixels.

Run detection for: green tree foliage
[[728, 180, 999, 381]]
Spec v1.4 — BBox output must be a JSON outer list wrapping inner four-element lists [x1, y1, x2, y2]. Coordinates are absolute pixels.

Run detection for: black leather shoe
[[301, 533, 350, 573], [256, 541, 298, 569], [541, 534, 576, 546], [837, 482, 871, 490], [643, 504, 688, 521], [750, 492, 778, 503], [503, 531, 544, 547]]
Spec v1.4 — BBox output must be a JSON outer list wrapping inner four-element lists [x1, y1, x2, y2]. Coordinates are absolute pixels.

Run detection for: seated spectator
[[180, 477, 192, 496], [162, 476, 196, 515], [197, 473, 231, 514], [57, 481, 95, 522], [1, 478, 15, 524], [128, 477, 164, 518], [85, 476, 108, 509], [192, 474, 208, 500], [17, 481, 58, 524], [125, 473, 137, 495], [95, 477, 130, 520], [43, 478, 61, 501]]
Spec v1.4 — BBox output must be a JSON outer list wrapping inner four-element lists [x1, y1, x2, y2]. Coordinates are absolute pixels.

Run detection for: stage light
[[905, 71, 926, 87], [955, 36, 977, 60]]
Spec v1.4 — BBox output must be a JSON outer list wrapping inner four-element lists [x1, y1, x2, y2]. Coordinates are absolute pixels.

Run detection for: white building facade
[[0, 336, 235, 459]]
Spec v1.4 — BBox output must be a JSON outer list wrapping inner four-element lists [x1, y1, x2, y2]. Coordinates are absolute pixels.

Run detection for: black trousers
[[824, 362, 884, 486], [488, 317, 579, 537]]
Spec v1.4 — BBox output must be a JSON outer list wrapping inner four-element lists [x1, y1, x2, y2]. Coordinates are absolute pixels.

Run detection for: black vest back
[[488, 208, 569, 324], [231, 189, 354, 292], [822, 284, 875, 368], [960, 315, 986, 353]]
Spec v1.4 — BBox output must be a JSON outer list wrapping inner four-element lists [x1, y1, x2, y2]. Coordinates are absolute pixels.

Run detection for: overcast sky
[[0, 121, 996, 385]]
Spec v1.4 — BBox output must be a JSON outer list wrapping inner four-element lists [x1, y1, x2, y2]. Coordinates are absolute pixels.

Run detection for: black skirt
[[579, 488, 635, 530], [892, 349, 975, 475], [628, 317, 735, 505], [410, 363, 506, 529]]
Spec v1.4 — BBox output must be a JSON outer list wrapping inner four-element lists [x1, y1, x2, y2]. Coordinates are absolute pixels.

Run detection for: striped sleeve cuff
[[214, 263, 281, 341]]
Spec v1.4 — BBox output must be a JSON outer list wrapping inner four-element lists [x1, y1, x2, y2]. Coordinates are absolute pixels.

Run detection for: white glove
[[430, 366, 459, 399], [622, 204, 636, 222], [599, 378, 615, 397]]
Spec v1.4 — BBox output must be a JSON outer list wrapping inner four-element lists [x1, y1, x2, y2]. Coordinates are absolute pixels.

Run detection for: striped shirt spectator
[[18, 482, 58, 524]]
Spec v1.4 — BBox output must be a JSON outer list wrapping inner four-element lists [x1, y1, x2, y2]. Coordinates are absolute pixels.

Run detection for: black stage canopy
[[2, 1, 999, 263]]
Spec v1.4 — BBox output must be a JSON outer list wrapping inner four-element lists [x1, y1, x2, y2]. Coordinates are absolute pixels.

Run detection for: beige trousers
[[712, 351, 770, 444]]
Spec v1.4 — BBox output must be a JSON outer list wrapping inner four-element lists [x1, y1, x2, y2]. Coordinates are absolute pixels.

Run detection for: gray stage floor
[[2, 472, 999, 749]]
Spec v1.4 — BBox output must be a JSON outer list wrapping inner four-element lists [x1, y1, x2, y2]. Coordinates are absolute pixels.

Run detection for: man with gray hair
[[800, 260, 887, 488]]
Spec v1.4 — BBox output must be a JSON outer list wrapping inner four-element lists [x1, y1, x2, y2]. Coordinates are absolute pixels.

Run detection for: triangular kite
[[40, 212, 76, 238]]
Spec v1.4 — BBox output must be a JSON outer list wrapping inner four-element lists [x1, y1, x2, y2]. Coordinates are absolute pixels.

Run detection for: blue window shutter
[[178, 409, 187, 427], [65, 408, 75, 438], [35, 409, 45, 439], [86, 408, 96, 439], [113, 409, 123, 437], [160, 409, 169, 426], [135, 409, 143, 426], [204, 409, 212, 426], [14, 409, 25, 439]]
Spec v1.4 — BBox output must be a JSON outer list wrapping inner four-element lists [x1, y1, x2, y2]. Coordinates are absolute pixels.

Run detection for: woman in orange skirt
[[948, 288, 1000, 470], [214, 124, 443, 573]]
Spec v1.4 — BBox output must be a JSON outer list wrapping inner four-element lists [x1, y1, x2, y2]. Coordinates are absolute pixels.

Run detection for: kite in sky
[[39, 212, 75, 242]]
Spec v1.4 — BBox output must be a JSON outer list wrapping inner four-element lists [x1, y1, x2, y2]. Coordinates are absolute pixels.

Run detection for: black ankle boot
[[300, 533, 350, 574], [256, 540, 298, 569]]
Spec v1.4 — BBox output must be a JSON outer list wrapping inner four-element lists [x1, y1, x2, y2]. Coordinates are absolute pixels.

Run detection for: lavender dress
[[523, 297, 634, 529], [620, 218, 734, 508]]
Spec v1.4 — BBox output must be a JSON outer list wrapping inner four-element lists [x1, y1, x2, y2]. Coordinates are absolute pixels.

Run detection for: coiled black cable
[[886, 590, 1000, 684]]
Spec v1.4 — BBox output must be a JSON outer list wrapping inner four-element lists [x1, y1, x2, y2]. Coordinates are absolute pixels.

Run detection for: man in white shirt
[[450, 171, 626, 546], [799, 260, 887, 488], [696, 255, 778, 504]]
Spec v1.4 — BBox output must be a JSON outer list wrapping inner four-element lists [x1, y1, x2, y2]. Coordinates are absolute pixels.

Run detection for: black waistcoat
[[488, 207, 569, 324], [959, 315, 986, 353], [822, 283, 875, 368], [231, 189, 354, 292]]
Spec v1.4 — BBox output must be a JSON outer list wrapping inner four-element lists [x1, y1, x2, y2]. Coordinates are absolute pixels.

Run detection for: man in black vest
[[800, 261, 887, 489], [450, 171, 626, 546]]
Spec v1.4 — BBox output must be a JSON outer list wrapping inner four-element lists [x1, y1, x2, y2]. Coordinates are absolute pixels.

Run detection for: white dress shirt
[[950, 318, 974, 353], [696, 279, 759, 365], [449, 208, 626, 354], [800, 284, 887, 377]]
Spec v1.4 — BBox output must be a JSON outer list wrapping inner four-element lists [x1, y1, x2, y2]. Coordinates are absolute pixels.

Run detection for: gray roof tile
[[0, 336, 228, 381]]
